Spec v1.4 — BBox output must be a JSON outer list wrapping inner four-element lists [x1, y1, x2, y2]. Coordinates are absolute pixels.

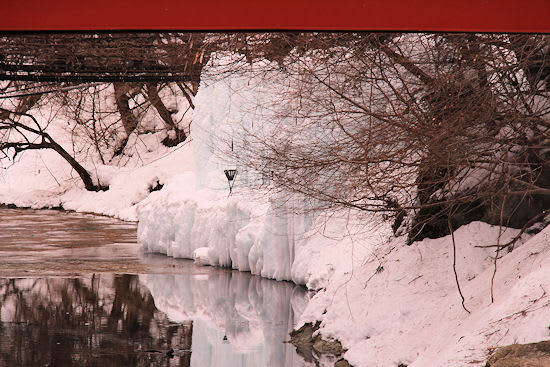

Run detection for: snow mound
[[0, 137, 196, 221]]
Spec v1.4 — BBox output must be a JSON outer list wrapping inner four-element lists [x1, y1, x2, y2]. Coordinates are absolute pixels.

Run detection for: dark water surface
[[0, 208, 308, 367]]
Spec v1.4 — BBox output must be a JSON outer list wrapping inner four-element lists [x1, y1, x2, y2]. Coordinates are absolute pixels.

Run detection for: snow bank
[[0, 135, 196, 221], [140, 173, 550, 367], [296, 220, 550, 367]]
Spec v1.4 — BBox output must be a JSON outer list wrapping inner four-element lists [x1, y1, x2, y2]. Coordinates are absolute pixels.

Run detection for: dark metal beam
[[0, 74, 198, 83], [0, 32, 208, 84]]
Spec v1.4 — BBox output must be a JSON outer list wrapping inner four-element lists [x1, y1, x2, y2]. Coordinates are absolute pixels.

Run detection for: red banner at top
[[2, 0, 549, 33]]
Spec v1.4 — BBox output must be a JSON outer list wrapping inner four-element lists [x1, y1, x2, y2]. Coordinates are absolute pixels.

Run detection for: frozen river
[[0, 208, 309, 366]]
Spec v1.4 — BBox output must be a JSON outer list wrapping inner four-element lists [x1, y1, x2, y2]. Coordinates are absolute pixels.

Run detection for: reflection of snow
[[140, 267, 310, 367]]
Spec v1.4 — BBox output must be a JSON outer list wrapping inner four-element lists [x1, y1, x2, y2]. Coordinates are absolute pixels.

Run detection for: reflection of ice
[[140, 265, 310, 367]]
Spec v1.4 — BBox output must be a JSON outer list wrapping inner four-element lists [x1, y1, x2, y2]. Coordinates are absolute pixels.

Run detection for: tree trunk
[[46, 140, 106, 191], [113, 83, 140, 136], [146, 83, 187, 146], [146, 83, 178, 130]]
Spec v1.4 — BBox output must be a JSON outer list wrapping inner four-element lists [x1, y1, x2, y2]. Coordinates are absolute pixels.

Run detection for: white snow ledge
[[137, 174, 316, 283]]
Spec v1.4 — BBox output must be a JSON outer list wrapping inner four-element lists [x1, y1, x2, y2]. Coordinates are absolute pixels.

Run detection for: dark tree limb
[[146, 83, 187, 147], [0, 109, 107, 191]]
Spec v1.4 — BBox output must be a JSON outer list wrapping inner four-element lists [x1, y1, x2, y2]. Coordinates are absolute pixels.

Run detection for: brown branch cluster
[[217, 33, 550, 243]]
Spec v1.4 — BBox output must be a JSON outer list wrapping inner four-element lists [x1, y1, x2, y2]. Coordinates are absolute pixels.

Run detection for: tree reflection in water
[[0, 274, 193, 366]]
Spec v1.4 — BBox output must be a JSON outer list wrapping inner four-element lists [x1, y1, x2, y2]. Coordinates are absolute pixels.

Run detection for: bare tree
[[0, 107, 106, 191], [0, 32, 209, 189], [216, 33, 550, 242]]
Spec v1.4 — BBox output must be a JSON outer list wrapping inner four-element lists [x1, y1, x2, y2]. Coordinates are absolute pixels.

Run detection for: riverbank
[[3, 168, 549, 366], [137, 178, 550, 366], [0, 134, 195, 221]]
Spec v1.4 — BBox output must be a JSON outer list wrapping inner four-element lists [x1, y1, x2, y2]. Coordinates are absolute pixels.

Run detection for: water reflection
[[0, 275, 192, 366], [0, 208, 311, 366], [0, 270, 309, 367], [140, 262, 310, 367]]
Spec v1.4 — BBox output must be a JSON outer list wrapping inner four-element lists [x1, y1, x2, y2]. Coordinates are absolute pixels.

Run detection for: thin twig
[[449, 216, 470, 313], [491, 195, 508, 303], [474, 209, 550, 251]]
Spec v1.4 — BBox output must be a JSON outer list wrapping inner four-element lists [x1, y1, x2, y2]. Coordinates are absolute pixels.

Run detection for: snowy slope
[[296, 220, 550, 367], [0, 128, 195, 221]]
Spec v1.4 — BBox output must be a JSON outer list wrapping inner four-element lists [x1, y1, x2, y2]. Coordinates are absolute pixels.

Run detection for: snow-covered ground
[[1, 69, 549, 367], [300, 221, 550, 366]]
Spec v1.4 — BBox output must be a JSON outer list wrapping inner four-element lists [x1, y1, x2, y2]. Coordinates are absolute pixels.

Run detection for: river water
[[0, 208, 310, 367]]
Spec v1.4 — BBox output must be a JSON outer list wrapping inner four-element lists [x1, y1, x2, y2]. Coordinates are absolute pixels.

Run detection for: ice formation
[[138, 177, 316, 282], [138, 72, 318, 283]]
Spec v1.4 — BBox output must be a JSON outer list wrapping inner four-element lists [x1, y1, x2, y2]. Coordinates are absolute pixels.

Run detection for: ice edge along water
[[138, 74, 321, 285]]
